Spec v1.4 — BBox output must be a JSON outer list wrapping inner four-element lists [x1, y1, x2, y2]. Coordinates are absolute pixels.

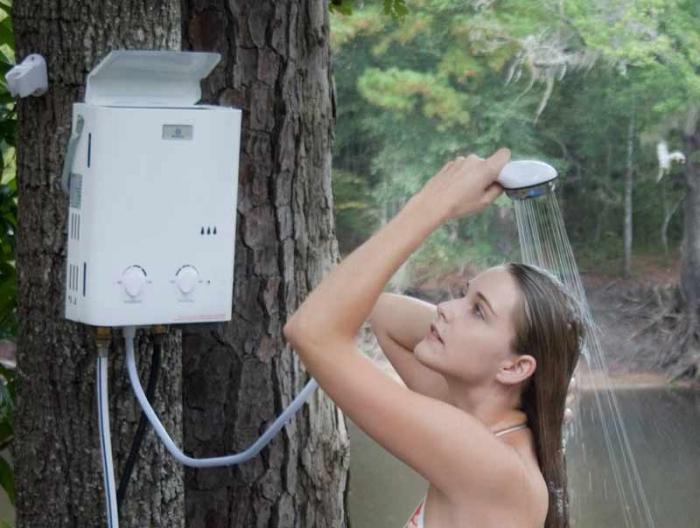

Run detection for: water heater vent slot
[[69, 173, 83, 209], [68, 263, 80, 291], [70, 212, 81, 240]]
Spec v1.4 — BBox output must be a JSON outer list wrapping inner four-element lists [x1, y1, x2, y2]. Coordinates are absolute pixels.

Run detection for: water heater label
[[162, 124, 193, 140]]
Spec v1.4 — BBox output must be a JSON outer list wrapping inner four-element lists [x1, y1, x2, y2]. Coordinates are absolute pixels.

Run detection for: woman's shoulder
[[437, 459, 547, 527], [457, 427, 548, 524], [435, 433, 547, 525]]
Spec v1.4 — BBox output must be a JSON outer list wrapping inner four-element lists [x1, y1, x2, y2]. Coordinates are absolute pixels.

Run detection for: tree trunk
[[681, 126, 700, 316], [660, 185, 682, 257], [179, 2, 350, 527], [623, 114, 635, 278], [12, 1, 185, 526]]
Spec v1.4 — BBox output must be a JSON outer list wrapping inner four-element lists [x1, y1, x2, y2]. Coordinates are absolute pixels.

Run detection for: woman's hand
[[417, 147, 511, 223]]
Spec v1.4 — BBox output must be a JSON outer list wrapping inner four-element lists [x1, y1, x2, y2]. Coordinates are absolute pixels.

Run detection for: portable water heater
[[59, 50, 318, 528], [62, 50, 241, 327]]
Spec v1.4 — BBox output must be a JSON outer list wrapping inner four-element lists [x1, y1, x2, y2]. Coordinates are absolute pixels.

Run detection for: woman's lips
[[430, 323, 443, 343]]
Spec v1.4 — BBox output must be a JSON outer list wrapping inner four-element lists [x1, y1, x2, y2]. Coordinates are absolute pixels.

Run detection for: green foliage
[[330, 0, 700, 285], [0, 0, 15, 521], [0, 151, 16, 341], [330, 1, 558, 283], [332, 168, 380, 253], [0, 0, 14, 341], [329, 0, 408, 21], [357, 67, 472, 128]]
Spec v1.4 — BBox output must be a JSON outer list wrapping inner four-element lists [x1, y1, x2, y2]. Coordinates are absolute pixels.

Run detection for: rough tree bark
[[179, 1, 350, 527], [12, 1, 185, 526]]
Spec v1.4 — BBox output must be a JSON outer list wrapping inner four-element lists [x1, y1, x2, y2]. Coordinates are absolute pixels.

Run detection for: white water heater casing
[[64, 50, 241, 327]]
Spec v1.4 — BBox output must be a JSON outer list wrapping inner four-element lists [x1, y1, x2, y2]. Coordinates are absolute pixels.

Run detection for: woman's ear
[[497, 354, 536, 386]]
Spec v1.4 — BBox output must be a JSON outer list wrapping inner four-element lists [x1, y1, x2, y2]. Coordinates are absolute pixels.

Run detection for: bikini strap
[[493, 423, 528, 437]]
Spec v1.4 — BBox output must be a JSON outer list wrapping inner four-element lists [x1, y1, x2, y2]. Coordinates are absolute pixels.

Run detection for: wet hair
[[506, 262, 586, 528]]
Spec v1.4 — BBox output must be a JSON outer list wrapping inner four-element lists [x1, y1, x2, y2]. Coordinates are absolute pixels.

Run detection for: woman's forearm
[[369, 293, 437, 350], [284, 193, 444, 344]]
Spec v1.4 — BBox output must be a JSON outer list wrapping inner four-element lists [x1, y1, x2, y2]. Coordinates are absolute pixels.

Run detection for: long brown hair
[[506, 262, 585, 528]]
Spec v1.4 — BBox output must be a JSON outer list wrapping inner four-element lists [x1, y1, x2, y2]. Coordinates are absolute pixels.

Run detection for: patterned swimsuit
[[402, 423, 529, 528]]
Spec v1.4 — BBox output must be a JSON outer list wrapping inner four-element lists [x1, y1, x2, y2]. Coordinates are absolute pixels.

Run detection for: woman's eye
[[473, 303, 484, 319]]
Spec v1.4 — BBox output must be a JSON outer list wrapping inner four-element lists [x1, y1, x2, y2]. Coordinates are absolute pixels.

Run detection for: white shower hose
[[122, 324, 319, 467], [97, 325, 319, 525], [96, 348, 119, 528]]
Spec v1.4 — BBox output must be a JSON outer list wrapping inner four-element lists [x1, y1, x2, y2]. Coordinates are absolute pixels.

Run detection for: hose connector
[[95, 326, 112, 359], [151, 325, 168, 335], [150, 325, 168, 348], [96, 326, 112, 351]]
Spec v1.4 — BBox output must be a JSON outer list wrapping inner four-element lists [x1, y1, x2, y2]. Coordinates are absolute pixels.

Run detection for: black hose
[[116, 334, 162, 508]]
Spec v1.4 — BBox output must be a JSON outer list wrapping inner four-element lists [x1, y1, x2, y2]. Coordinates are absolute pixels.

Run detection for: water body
[[347, 388, 700, 528]]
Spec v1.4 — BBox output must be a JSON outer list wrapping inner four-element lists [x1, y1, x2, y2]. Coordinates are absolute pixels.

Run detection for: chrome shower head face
[[497, 160, 558, 201], [505, 180, 557, 200]]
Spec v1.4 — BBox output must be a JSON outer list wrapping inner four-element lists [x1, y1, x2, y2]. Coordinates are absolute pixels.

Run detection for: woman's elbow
[[283, 318, 319, 349], [283, 319, 302, 346]]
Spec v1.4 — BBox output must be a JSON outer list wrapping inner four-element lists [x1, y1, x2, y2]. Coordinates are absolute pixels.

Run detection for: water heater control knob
[[175, 265, 199, 294], [122, 266, 147, 298]]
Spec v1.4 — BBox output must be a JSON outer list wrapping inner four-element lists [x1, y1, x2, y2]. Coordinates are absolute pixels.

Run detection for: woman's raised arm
[[368, 293, 449, 402], [282, 149, 517, 499]]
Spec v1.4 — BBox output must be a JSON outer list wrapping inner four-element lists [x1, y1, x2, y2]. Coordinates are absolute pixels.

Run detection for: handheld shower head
[[497, 160, 558, 200]]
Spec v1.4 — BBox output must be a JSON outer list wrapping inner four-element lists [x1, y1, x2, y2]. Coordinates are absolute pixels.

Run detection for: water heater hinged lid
[[85, 50, 221, 107]]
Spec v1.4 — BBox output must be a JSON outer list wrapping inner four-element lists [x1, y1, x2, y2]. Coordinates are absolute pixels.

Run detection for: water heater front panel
[[65, 104, 241, 327]]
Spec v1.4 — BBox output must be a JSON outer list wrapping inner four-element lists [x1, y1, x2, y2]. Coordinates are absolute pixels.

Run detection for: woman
[[283, 148, 584, 527]]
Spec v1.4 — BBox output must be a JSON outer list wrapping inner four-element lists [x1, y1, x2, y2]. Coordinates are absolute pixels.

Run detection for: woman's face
[[414, 265, 523, 386]]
